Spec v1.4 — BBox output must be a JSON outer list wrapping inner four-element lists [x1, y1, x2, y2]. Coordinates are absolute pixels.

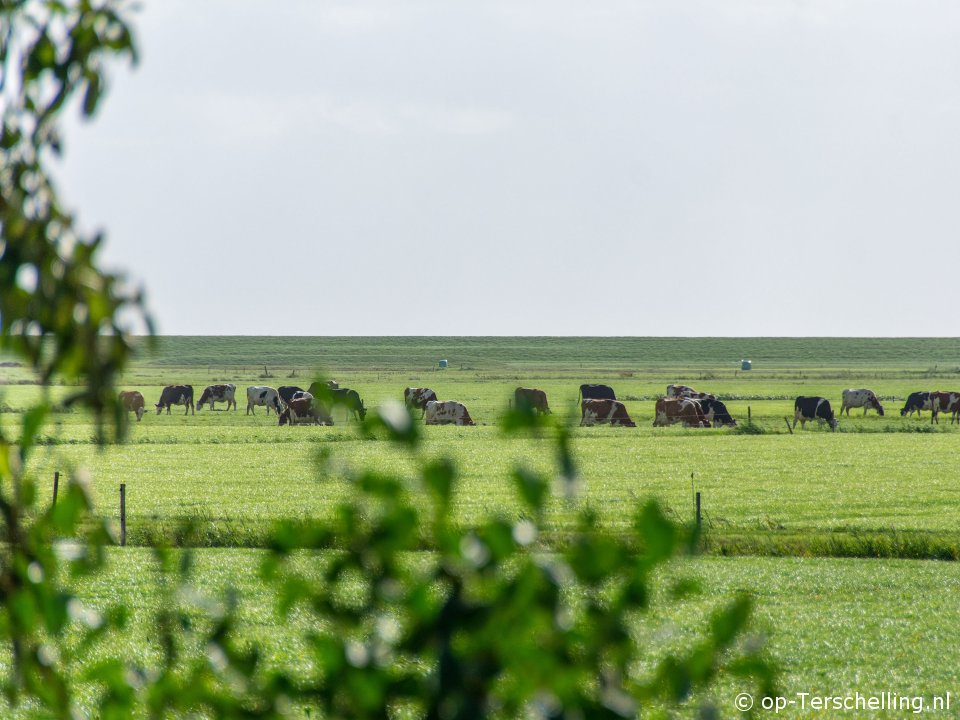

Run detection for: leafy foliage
[[0, 2, 775, 717], [1, 0, 149, 444]]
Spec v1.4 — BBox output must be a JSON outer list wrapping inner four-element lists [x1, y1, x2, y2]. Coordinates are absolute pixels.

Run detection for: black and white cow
[[307, 381, 340, 398], [196, 383, 237, 411], [579, 384, 616, 401], [900, 392, 932, 418], [155, 385, 194, 415], [699, 398, 736, 427], [839, 388, 884, 417], [793, 396, 838, 431], [277, 386, 305, 406], [666, 384, 715, 401], [246, 386, 282, 415], [330, 388, 367, 421]]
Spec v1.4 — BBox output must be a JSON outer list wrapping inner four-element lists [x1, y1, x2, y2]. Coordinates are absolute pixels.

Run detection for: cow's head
[[873, 398, 885, 416], [135, 407, 144, 421], [155, 403, 164, 415], [828, 416, 838, 431], [358, 405, 367, 421], [278, 409, 290, 426]]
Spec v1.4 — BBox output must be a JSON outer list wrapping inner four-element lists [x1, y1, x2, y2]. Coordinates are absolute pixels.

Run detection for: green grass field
[[4, 336, 960, 715], [29, 550, 960, 720]]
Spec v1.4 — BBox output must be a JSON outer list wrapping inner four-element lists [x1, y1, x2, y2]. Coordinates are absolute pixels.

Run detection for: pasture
[[3, 335, 960, 713]]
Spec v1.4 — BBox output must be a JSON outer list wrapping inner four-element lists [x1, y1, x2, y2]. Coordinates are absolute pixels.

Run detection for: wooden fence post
[[120, 483, 126, 547], [784, 417, 794, 435], [52, 471, 59, 507], [748, 406, 752, 422], [696, 491, 702, 528]]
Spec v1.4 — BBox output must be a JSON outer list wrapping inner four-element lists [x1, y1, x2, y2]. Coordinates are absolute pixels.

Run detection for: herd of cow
[[116, 381, 960, 430]]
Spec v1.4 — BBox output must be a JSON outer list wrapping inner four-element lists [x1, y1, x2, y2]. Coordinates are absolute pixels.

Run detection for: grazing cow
[[929, 391, 960, 424], [900, 391, 932, 418], [196, 383, 237, 411], [839, 388, 884, 417], [278, 386, 305, 405], [278, 397, 334, 426], [580, 399, 636, 427], [424, 400, 475, 426], [155, 385, 194, 415], [793, 397, 837, 431], [699, 398, 736, 427], [404, 387, 438, 416], [119, 391, 145, 422], [307, 380, 340, 398], [579, 384, 616, 401], [514, 387, 551, 415], [653, 397, 711, 428], [329, 388, 367, 421], [246, 386, 282, 415]]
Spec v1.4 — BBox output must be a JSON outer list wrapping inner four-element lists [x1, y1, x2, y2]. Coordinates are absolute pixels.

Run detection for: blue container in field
[[741, 359, 752, 371], [438, 359, 448, 369]]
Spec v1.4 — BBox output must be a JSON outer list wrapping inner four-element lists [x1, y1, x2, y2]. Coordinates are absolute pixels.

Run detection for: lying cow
[[653, 397, 710, 428], [580, 399, 636, 427], [699, 398, 735, 427], [424, 400, 475, 426], [155, 385, 194, 415], [514, 387, 550, 415], [404, 387, 438, 417], [839, 388, 884, 417], [930, 391, 960, 424], [579, 384, 616, 401], [278, 397, 334, 426], [119, 390, 145, 421], [196, 383, 237, 411], [793, 397, 837, 431], [246, 386, 282, 415], [277, 386, 305, 406], [901, 391, 932, 418]]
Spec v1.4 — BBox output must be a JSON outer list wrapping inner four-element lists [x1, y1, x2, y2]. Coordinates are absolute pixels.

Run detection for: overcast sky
[[55, 0, 960, 336]]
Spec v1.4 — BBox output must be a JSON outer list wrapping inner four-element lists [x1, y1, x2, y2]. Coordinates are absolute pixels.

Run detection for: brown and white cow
[[196, 383, 237, 411], [653, 397, 710, 428], [514, 387, 551, 415], [119, 390, 145, 421], [839, 389, 884, 417], [580, 399, 636, 427], [929, 391, 960, 424], [278, 397, 334, 426], [155, 385, 194, 415], [424, 400, 475, 426], [404, 387, 438, 417]]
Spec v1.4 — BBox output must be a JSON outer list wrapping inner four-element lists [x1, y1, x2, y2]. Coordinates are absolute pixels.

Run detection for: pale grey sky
[[56, 1, 960, 335]]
